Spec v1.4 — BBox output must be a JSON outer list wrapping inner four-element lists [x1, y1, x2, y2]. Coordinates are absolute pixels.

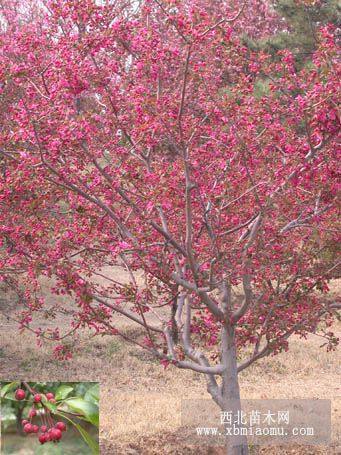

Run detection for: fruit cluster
[[15, 387, 67, 445], [22, 419, 67, 444]]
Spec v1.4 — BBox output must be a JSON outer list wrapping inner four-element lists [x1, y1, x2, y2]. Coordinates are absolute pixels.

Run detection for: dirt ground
[[0, 280, 340, 454]]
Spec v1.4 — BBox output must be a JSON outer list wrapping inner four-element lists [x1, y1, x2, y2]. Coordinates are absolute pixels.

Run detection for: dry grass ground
[[0, 280, 340, 454]]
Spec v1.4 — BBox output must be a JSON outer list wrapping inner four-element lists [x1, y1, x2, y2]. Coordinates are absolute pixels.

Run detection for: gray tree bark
[[220, 325, 249, 455]]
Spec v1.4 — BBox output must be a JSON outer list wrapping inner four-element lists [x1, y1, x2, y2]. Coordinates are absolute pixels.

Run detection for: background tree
[[243, 0, 340, 66], [0, 1, 340, 453]]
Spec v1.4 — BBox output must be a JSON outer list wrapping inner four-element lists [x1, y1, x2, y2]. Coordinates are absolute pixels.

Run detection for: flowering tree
[[0, 1, 340, 453]]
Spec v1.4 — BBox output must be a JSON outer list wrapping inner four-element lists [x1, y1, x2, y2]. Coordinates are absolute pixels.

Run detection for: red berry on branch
[[22, 419, 29, 426], [23, 423, 33, 433], [32, 425, 39, 433], [15, 389, 26, 400], [55, 421, 67, 432], [46, 392, 54, 400], [40, 425, 47, 433], [29, 408, 37, 418], [39, 434, 47, 444], [33, 394, 42, 403], [49, 398, 57, 404], [50, 428, 62, 440]]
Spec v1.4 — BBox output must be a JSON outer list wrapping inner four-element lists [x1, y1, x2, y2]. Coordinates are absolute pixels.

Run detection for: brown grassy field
[[0, 279, 340, 454]]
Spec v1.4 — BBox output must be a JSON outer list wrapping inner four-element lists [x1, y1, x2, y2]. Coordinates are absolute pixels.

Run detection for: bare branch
[[92, 295, 163, 333]]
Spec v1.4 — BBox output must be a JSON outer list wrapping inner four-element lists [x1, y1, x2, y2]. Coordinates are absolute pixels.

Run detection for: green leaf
[[0, 382, 20, 399], [56, 412, 99, 455], [1, 394, 21, 402], [64, 398, 99, 427], [75, 422, 99, 454], [55, 385, 74, 401], [41, 395, 57, 413], [84, 384, 99, 405]]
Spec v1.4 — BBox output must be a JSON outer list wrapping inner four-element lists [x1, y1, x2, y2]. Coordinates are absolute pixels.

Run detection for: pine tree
[[243, 0, 340, 65]]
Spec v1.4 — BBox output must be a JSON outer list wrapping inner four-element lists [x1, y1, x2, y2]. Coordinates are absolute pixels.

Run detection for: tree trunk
[[221, 325, 249, 455]]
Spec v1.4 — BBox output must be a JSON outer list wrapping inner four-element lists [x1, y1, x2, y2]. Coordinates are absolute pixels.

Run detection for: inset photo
[[0, 381, 99, 455]]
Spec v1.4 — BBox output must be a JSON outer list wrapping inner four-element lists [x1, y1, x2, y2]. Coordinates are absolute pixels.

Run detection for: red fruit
[[39, 434, 47, 444], [50, 428, 62, 441], [33, 394, 42, 403], [32, 425, 39, 433], [49, 398, 56, 404], [46, 392, 54, 400], [55, 421, 67, 432], [22, 419, 29, 426], [15, 389, 26, 400], [29, 408, 37, 418], [40, 425, 48, 433], [23, 423, 33, 433]]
